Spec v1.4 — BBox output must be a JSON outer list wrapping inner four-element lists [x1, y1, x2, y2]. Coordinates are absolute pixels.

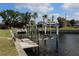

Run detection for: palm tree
[[52, 15, 54, 22], [20, 12, 31, 26], [32, 12, 38, 21], [42, 15, 48, 23], [32, 12, 38, 30], [31, 12, 38, 41], [11, 11, 20, 27], [23, 12, 32, 38], [47, 19, 51, 36], [0, 10, 20, 28], [5, 10, 17, 26], [0, 10, 12, 27], [42, 15, 48, 35], [0, 11, 7, 24]]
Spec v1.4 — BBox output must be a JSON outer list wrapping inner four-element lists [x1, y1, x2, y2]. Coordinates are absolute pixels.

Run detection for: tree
[[0, 10, 20, 27], [47, 19, 51, 29], [52, 15, 54, 22], [70, 19, 75, 26], [57, 17, 66, 28], [42, 15, 48, 23], [0, 10, 8, 25], [32, 12, 38, 21], [47, 19, 51, 23], [31, 12, 38, 26], [66, 20, 71, 27], [10, 11, 20, 27], [31, 12, 38, 31], [20, 12, 31, 26]]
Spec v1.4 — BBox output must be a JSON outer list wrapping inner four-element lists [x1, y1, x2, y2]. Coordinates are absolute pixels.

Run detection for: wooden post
[[56, 23, 59, 55]]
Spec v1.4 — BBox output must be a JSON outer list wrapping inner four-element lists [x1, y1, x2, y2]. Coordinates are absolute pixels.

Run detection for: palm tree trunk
[[45, 24, 46, 35], [50, 22, 51, 36]]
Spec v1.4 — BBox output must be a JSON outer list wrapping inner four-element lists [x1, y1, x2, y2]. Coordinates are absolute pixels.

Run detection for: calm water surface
[[37, 33, 79, 56]]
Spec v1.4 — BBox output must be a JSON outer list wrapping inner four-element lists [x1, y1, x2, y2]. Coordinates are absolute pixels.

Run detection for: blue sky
[[0, 3, 79, 23]]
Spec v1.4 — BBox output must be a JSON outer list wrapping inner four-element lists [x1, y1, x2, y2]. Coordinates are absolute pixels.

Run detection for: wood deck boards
[[17, 38, 38, 49]]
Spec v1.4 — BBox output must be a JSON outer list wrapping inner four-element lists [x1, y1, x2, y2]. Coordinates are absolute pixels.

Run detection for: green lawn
[[0, 29, 11, 37], [0, 38, 18, 56], [59, 27, 79, 30], [0, 29, 18, 56], [46, 27, 79, 30]]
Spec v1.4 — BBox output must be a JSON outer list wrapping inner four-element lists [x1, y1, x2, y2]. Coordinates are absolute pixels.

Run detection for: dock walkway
[[10, 30, 38, 56], [15, 38, 38, 56], [16, 38, 38, 49]]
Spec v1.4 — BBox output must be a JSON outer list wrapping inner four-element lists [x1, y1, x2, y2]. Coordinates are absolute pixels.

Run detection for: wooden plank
[[10, 29, 38, 49], [16, 38, 38, 49], [15, 41, 27, 56]]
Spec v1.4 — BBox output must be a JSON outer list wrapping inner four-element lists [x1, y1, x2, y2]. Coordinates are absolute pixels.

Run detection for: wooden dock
[[10, 30, 38, 56], [17, 38, 38, 49], [15, 38, 38, 56]]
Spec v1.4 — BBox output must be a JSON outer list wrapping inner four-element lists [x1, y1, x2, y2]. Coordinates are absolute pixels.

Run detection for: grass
[[0, 38, 18, 56], [59, 27, 79, 30], [0, 29, 18, 56], [0, 29, 11, 37], [46, 27, 79, 31]]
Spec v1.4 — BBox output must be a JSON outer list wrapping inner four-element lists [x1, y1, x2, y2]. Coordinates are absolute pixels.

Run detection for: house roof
[[37, 21, 59, 26], [0, 23, 5, 26]]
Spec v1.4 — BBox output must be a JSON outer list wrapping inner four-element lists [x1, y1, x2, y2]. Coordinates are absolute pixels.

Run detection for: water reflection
[[26, 29, 79, 56], [38, 34, 57, 56], [59, 33, 79, 56], [37, 33, 79, 56]]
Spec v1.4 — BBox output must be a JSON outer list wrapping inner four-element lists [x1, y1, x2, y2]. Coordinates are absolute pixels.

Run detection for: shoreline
[[37, 30, 79, 34]]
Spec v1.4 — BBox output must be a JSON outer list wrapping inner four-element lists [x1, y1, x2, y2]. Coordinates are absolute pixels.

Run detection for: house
[[0, 23, 8, 29], [37, 21, 59, 31], [74, 23, 79, 27], [73, 21, 79, 27], [37, 21, 59, 27]]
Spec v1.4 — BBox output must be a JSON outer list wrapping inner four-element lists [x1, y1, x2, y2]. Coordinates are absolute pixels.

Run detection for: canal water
[[14, 28, 79, 56], [35, 33, 79, 56], [59, 33, 79, 56]]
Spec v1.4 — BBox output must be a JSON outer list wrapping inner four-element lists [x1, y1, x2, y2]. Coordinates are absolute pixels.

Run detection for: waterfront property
[[0, 3, 79, 56]]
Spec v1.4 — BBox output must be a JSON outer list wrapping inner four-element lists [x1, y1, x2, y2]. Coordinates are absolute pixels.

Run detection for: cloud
[[65, 12, 79, 20], [72, 12, 79, 20], [15, 3, 54, 14], [48, 13, 60, 19], [74, 12, 79, 16], [0, 16, 3, 23], [62, 3, 79, 20], [15, 3, 54, 23], [62, 3, 79, 10], [52, 13, 61, 22], [32, 13, 61, 23]]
